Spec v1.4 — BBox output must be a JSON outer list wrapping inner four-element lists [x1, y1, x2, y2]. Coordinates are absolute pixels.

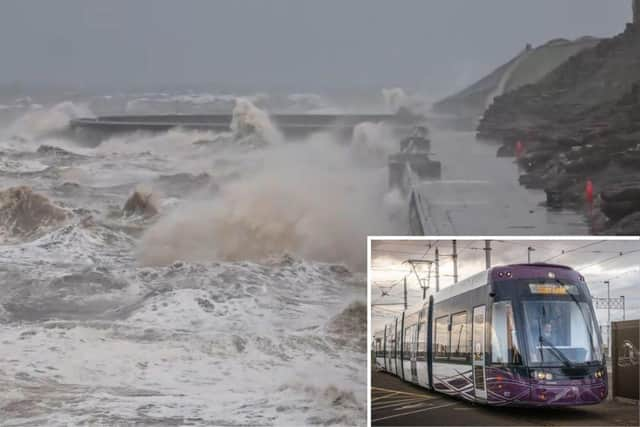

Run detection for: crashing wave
[[0, 186, 70, 239], [326, 301, 367, 351], [0, 221, 136, 269], [230, 98, 282, 144], [122, 187, 160, 219], [137, 134, 403, 270], [6, 101, 93, 140], [286, 93, 329, 112], [152, 172, 215, 197], [382, 87, 427, 116], [351, 121, 396, 166], [124, 93, 269, 114]]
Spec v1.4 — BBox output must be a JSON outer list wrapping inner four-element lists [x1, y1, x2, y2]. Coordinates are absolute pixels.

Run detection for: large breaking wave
[[0, 94, 401, 425]]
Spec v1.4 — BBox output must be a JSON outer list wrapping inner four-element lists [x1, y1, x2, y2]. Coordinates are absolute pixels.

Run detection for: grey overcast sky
[[0, 0, 632, 94]]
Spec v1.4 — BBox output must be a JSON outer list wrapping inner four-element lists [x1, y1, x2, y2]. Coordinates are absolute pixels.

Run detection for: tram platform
[[371, 369, 638, 426]]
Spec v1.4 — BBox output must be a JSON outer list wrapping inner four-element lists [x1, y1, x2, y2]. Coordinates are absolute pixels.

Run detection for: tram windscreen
[[522, 298, 601, 366]]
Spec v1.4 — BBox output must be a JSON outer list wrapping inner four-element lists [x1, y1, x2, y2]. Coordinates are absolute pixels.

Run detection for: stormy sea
[[0, 92, 409, 426]]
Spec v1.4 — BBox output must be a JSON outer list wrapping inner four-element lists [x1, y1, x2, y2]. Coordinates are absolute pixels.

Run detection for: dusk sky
[[371, 239, 640, 333], [0, 0, 631, 95]]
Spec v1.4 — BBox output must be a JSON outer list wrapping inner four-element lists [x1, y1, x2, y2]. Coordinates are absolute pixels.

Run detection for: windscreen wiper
[[537, 318, 545, 364], [554, 278, 597, 362], [538, 334, 573, 368]]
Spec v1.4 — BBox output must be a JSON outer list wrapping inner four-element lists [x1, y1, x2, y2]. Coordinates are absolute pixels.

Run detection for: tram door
[[386, 324, 393, 372], [393, 318, 399, 376], [382, 325, 387, 371], [472, 305, 487, 401]]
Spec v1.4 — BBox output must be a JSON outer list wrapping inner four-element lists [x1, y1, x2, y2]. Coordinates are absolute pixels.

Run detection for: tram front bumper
[[529, 373, 608, 406], [486, 367, 607, 406]]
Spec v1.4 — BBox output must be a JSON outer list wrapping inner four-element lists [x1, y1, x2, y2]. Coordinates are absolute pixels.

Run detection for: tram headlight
[[594, 369, 604, 379], [534, 370, 553, 381]]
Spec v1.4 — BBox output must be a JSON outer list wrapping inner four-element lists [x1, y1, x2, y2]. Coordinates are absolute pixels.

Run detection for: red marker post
[[585, 179, 594, 203], [515, 140, 524, 159]]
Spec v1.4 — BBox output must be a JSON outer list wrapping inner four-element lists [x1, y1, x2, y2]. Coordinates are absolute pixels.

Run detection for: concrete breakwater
[[68, 113, 413, 142]]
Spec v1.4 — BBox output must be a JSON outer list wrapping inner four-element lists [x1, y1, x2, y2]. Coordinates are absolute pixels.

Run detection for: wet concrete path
[[413, 129, 589, 235]]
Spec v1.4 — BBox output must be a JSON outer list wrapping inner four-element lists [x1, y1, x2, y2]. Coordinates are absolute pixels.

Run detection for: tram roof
[[383, 263, 578, 325], [427, 269, 491, 302], [398, 269, 491, 316], [430, 263, 575, 302]]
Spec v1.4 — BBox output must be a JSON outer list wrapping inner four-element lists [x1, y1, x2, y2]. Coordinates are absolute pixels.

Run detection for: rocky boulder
[[605, 211, 640, 235], [600, 182, 640, 221]]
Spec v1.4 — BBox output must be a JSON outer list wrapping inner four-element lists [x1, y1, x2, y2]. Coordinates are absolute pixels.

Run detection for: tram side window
[[435, 316, 450, 359], [403, 325, 415, 360], [491, 301, 522, 364], [404, 327, 410, 359], [410, 325, 416, 357], [385, 334, 391, 359], [417, 312, 427, 361], [450, 312, 470, 361]]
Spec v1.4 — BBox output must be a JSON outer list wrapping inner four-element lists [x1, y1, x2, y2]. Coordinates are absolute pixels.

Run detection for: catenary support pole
[[452, 240, 459, 283], [484, 240, 492, 269], [435, 248, 440, 292]]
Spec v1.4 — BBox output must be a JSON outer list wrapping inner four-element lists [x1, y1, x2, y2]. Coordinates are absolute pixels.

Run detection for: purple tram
[[373, 263, 607, 406]]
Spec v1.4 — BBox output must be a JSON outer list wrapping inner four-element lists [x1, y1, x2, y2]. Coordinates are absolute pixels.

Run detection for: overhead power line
[[578, 249, 640, 271], [374, 249, 430, 256], [542, 241, 606, 262]]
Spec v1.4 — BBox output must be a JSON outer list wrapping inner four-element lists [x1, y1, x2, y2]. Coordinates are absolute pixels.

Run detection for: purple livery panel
[[431, 366, 607, 406], [432, 367, 475, 401], [485, 367, 607, 406]]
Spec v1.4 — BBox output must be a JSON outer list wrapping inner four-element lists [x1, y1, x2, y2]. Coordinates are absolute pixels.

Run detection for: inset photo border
[[367, 236, 640, 426]]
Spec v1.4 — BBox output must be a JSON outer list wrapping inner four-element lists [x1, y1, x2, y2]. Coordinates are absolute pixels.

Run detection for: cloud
[[371, 239, 640, 330]]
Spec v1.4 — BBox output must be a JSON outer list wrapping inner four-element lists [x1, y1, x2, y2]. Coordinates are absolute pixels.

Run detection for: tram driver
[[542, 321, 558, 345]]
